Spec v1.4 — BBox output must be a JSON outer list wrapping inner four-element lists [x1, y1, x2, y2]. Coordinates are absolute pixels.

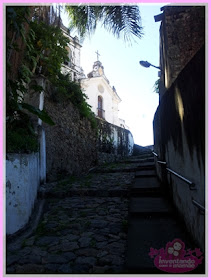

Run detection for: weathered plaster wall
[[6, 153, 40, 235], [153, 46, 205, 250]]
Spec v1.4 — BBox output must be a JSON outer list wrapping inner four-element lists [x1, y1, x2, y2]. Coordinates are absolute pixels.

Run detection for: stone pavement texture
[[6, 149, 205, 275], [6, 158, 137, 274]]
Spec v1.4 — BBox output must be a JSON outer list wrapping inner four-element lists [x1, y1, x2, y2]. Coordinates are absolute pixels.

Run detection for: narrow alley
[[6, 149, 204, 274]]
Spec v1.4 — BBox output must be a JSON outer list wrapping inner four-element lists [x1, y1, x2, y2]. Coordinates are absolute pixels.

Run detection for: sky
[[62, 3, 163, 147]]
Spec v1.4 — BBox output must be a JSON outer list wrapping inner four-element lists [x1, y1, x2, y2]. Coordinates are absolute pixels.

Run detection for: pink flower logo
[[149, 239, 204, 273]]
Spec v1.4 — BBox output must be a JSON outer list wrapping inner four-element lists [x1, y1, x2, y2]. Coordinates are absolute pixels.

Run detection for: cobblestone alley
[[6, 149, 204, 275], [6, 153, 138, 274]]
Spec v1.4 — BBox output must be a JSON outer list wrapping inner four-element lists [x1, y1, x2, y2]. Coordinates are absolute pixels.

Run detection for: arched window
[[64, 46, 72, 67], [98, 96, 104, 119]]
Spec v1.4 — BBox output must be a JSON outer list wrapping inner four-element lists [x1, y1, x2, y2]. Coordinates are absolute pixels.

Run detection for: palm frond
[[102, 6, 143, 43], [65, 5, 143, 43], [65, 5, 97, 39]]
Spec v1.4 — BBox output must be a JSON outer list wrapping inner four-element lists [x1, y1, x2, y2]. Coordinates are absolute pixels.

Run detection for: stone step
[[136, 162, 155, 170], [129, 197, 172, 216], [135, 170, 156, 177], [131, 177, 161, 196], [132, 177, 160, 190], [121, 157, 154, 164], [131, 154, 153, 159], [133, 150, 153, 156], [93, 168, 136, 173], [94, 164, 154, 174], [126, 216, 195, 273], [39, 188, 130, 199]]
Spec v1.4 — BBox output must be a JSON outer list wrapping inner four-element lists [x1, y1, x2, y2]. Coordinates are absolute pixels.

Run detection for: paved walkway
[[126, 152, 205, 274], [6, 149, 205, 275], [7, 159, 136, 274]]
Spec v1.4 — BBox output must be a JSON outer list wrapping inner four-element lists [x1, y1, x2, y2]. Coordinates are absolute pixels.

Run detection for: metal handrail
[[153, 151, 204, 214], [192, 200, 205, 214], [153, 151, 196, 190], [157, 160, 167, 165], [166, 168, 196, 190], [152, 151, 158, 157]]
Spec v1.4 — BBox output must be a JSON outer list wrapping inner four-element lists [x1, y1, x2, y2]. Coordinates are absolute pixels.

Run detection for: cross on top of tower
[[95, 50, 100, 61]]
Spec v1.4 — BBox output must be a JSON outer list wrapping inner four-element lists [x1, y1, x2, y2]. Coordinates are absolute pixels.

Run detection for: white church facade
[[80, 61, 129, 129], [60, 25, 129, 129], [60, 24, 86, 82]]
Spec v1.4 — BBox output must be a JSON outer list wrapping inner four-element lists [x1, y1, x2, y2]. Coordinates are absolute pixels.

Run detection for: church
[[81, 60, 129, 129], [60, 23, 86, 82], [60, 24, 129, 129]]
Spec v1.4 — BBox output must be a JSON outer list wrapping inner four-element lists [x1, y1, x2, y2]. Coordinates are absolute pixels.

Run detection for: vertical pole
[[37, 76, 46, 184]]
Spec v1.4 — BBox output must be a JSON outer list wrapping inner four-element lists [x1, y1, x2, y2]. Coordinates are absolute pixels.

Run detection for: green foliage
[[6, 6, 31, 49], [100, 133, 114, 153], [153, 78, 161, 94], [65, 5, 143, 43], [19, 103, 55, 126], [6, 112, 39, 153], [28, 20, 69, 78], [6, 7, 69, 152], [50, 72, 97, 128], [7, 6, 97, 154]]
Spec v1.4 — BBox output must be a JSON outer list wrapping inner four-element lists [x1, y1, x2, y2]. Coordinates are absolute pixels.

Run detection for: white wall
[[81, 77, 120, 126], [62, 32, 84, 81], [112, 99, 120, 126], [73, 43, 81, 71], [128, 131, 135, 155], [98, 119, 134, 161], [6, 153, 40, 235]]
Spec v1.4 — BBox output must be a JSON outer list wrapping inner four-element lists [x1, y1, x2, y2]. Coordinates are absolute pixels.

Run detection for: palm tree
[[65, 5, 143, 43]]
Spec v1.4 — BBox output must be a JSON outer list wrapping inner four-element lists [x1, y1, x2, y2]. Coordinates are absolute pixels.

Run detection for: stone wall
[[153, 45, 205, 250], [6, 153, 40, 235], [6, 89, 135, 235], [159, 6, 205, 98], [23, 74, 135, 181], [43, 96, 134, 181], [43, 98, 98, 182], [97, 118, 134, 164]]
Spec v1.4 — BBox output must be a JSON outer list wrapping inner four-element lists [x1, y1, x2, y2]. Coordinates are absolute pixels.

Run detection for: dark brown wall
[[153, 45, 205, 249], [159, 6, 205, 94]]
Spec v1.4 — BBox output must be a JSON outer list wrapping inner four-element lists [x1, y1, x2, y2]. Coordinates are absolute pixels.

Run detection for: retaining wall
[[6, 153, 40, 235], [153, 46, 205, 250]]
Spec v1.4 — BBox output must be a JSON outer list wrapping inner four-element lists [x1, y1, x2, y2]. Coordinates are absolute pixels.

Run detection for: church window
[[64, 46, 72, 67], [98, 96, 105, 119]]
